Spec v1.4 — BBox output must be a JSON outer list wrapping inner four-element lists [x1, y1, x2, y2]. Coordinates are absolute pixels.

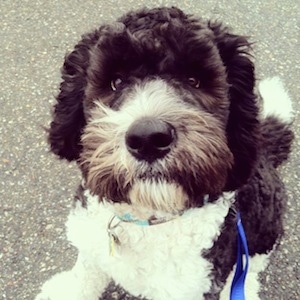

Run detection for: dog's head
[[49, 7, 259, 212]]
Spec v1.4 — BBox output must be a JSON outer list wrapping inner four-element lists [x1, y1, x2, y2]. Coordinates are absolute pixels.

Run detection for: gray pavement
[[0, 0, 299, 299]]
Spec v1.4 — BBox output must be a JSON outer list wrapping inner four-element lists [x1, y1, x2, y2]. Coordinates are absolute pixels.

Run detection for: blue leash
[[230, 212, 249, 300]]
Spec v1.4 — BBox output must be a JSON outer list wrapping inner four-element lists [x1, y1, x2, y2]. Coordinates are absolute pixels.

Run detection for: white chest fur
[[66, 191, 234, 300]]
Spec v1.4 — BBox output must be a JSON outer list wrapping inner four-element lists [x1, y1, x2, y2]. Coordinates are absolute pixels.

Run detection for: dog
[[35, 6, 294, 300]]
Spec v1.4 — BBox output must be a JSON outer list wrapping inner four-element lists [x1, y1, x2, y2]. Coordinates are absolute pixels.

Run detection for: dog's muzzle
[[125, 117, 176, 163]]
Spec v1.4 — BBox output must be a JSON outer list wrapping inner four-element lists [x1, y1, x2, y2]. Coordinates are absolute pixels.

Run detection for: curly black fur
[[48, 30, 102, 160], [204, 118, 293, 297], [208, 21, 259, 190]]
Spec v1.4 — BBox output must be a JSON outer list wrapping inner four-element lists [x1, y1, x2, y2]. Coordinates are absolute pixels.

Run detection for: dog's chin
[[128, 179, 188, 214]]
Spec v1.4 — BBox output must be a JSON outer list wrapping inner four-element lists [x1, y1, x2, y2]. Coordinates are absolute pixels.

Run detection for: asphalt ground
[[1, 0, 299, 299]]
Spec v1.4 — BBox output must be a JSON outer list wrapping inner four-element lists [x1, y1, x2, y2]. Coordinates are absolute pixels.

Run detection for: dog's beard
[[129, 179, 188, 213], [80, 80, 233, 212]]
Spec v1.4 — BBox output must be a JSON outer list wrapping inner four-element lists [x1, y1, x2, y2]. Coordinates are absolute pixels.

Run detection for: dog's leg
[[35, 252, 109, 300]]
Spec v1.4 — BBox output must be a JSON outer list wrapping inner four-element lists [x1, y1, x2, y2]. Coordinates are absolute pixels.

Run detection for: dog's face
[[49, 7, 259, 212]]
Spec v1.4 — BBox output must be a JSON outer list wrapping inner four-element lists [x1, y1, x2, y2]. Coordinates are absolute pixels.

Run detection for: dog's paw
[[35, 271, 77, 300], [35, 295, 51, 300], [35, 268, 106, 300], [35, 270, 97, 300]]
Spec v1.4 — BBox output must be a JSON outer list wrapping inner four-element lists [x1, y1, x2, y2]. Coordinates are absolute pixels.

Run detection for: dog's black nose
[[125, 118, 175, 162]]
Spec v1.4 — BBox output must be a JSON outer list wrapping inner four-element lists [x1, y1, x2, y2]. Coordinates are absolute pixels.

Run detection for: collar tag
[[107, 216, 121, 256]]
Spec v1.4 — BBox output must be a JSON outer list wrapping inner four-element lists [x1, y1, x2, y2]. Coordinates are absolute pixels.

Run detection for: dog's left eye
[[188, 77, 201, 89], [110, 78, 123, 91]]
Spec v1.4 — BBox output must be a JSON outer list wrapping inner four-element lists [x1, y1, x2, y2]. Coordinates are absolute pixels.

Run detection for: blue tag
[[230, 213, 249, 300]]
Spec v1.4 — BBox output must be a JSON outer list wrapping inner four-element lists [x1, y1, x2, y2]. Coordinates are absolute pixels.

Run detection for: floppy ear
[[48, 30, 101, 161], [209, 22, 260, 190]]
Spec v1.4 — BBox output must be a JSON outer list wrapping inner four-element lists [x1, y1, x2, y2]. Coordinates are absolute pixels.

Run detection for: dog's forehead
[[102, 8, 214, 50], [97, 15, 217, 75], [118, 7, 205, 32], [118, 7, 187, 28]]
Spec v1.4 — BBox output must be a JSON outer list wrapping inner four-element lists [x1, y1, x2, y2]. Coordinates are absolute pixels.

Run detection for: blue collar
[[115, 194, 213, 226], [107, 212, 184, 256], [116, 211, 184, 226], [230, 212, 249, 300]]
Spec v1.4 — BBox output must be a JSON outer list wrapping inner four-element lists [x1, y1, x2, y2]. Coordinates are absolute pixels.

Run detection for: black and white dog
[[36, 7, 294, 300]]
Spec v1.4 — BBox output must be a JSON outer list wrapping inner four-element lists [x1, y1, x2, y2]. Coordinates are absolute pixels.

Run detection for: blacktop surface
[[1, 0, 299, 299]]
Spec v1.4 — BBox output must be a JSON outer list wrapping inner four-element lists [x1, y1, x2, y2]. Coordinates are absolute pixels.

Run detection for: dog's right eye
[[110, 78, 123, 91], [188, 77, 201, 89]]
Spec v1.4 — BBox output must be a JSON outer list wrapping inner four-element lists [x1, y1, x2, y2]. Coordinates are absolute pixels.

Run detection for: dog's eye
[[188, 77, 200, 89], [111, 78, 123, 91]]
